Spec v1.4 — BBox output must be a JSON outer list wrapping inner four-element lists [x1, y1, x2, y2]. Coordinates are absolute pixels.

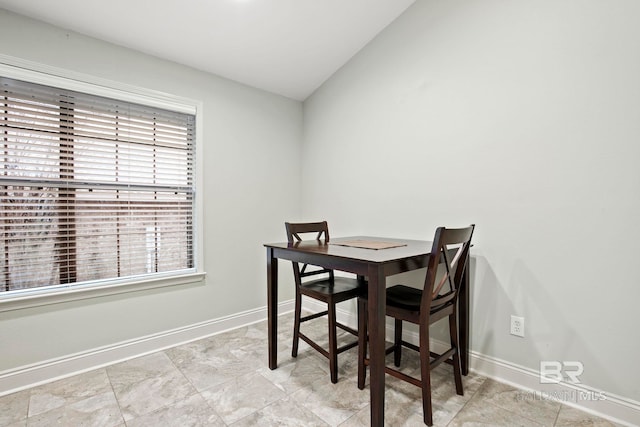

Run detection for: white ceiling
[[0, 0, 415, 100]]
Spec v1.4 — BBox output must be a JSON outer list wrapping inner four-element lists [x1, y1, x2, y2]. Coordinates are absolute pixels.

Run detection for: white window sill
[[0, 271, 206, 313]]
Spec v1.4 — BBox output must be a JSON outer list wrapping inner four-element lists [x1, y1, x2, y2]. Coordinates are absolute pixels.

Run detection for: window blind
[[0, 76, 195, 293]]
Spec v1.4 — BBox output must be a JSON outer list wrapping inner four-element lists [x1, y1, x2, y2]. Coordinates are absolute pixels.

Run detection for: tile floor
[[0, 312, 618, 426]]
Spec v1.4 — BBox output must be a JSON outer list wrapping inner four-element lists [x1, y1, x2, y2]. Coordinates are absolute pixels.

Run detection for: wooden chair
[[286, 221, 366, 383], [357, 225, 475, 425]]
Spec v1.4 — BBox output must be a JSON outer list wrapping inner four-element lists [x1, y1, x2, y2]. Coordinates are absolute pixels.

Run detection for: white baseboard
[[3, 299, 639, 427], [302, 299, 640, 427], [0, 300, 294, 397]]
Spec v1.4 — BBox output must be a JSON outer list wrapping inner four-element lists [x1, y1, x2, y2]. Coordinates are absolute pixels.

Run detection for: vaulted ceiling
[[0, 0, 415, 100]]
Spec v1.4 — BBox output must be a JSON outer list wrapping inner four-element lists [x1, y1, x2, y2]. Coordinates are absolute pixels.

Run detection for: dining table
[[264, 236, 470, 426]]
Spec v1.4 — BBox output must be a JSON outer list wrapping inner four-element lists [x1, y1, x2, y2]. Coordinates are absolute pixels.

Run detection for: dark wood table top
[[264, 236, 432, 265]]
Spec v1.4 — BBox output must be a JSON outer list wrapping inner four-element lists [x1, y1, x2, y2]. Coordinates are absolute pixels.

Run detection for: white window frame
[[0, 55, 205, 312]]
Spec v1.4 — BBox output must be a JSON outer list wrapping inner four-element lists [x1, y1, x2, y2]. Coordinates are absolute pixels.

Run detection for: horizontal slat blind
[[1, 76, 195, 293]]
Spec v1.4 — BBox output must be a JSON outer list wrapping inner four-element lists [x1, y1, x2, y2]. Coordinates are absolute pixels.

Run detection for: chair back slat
[[285, 221, 334, 284], [286, 221, 330, 242], [432, 243, 466, 297], [422, 225, 475, 313], [300, 268, 332, 278]]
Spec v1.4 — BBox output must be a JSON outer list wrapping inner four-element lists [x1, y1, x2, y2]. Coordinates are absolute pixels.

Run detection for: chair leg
[[292, 291, 302, 358], [394, 318, 403, 367], [328, 301, 338, 384], [449, 312, 464, 395], [420, 324, 433, 426], [357, 298, 367, 390]]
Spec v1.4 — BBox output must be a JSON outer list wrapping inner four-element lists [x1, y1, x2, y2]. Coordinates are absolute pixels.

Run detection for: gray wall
[[0, 9, 300, 370], [302, 0, 640, 402]]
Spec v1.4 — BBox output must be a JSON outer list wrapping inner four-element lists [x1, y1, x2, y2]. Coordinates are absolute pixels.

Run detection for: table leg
[[459, 254, 470, 375], [368, 266, 386, 426], [267, 247, 278, 370]]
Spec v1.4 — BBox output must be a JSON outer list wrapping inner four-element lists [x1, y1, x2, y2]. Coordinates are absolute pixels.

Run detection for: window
[[1, 75, 197, 298]]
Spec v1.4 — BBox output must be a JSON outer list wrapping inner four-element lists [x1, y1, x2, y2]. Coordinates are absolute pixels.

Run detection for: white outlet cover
[[510, 315, 525, 337]]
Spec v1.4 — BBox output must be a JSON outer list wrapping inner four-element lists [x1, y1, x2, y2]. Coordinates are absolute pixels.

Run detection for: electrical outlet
[[510, 315, 525, 337]]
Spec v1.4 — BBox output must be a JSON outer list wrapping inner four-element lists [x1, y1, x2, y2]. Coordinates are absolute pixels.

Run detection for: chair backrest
[[285, 221, 334, 284], [421, 225, 475, 311]]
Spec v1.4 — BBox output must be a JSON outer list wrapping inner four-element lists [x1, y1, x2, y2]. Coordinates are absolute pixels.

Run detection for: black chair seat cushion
[[386, 284, 422, 311], [386, 284, 453, 312], [300, 276, 363, 296]]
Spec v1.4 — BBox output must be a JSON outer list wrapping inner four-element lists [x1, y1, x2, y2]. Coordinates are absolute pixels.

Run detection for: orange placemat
[[330, 240, 407, 250]]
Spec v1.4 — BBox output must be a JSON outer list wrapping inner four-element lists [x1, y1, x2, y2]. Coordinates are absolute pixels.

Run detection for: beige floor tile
[[26, 391, 123, 427], [107, 352, 197, 421], [27, 369, 112, 417], [126, 393, 225, 427], [339, 384, 426, 427], [165, 336, 255, 392], [0, 389, 29, 427], [290, 372, 370, 426], [473, 379, 562, 426], [448, 397, 546, 427], [555, 405, 618, 426], [201, 371, 287, 425], [230, 396, 329, 426], [106, 351, 180, 388], [258, 351, 332, 395]]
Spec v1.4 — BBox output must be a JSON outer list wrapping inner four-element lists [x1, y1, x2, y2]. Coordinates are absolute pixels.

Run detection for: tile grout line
[[105, 366, 128, 427], [445, 375, 487, 427]]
